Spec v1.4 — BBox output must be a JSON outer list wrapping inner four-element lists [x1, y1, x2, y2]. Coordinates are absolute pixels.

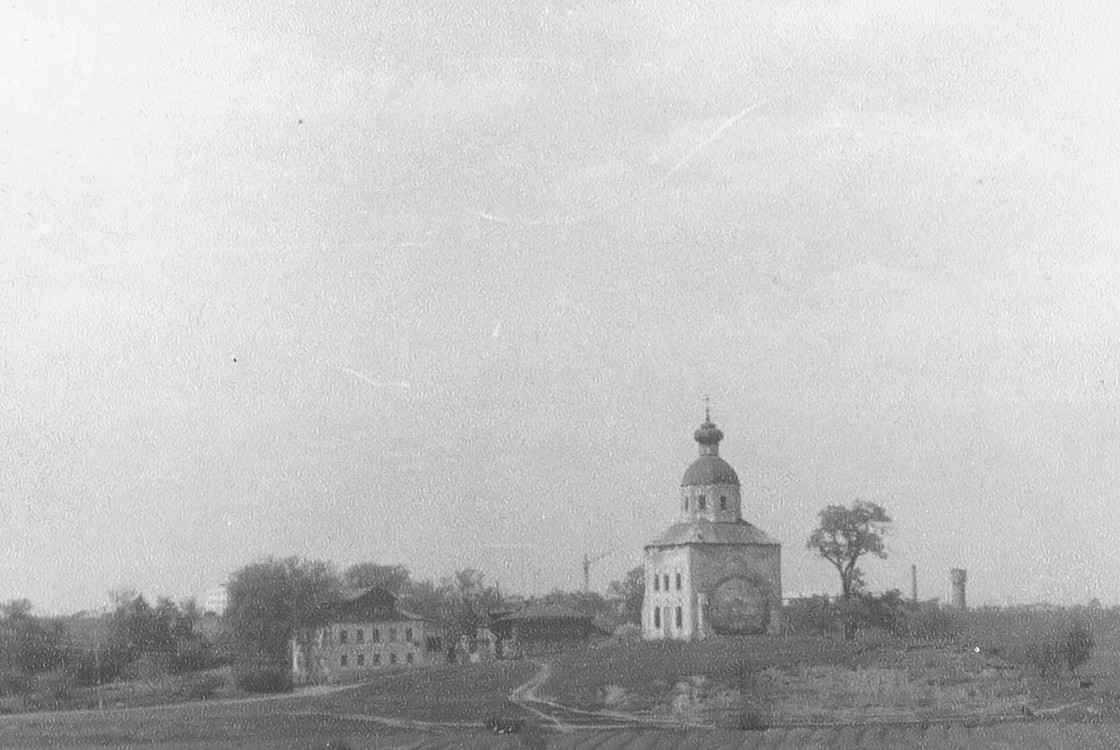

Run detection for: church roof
[[681, 455, 740, 486], [646, 519, 780, 548]]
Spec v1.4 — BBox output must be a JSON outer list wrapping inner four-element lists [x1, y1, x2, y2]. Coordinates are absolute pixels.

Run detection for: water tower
[[950, 568, 968, 610]]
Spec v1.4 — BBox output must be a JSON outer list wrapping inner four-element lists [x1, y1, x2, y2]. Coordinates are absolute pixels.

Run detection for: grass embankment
[[543, 629, 1120, 726], [0, 669, 238, 715]]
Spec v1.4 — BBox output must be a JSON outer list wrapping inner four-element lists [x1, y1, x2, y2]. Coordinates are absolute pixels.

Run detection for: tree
[[606, 565, 644, 626], [0, 601, 65, 682], [343, 562, 411, 594], [225, 557, 342, 666], [539, 590, 613, 620], [807, 500, 892, 639], [0, 599, 34, 620], [1065, 621, 1094, 674], [107, 595, 173, 665], [398, 579, 455, 625], [445, 568, 503, 640]]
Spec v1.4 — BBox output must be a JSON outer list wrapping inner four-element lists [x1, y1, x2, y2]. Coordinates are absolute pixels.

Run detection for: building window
[[405, 627, 413, 643], [663, 574, 670, 591], [654, 574, 660, 591], [676, 606, 683, 628], [683, 498, 688, 511], [653, 607, 661, 628], [373, 653, 381, 665], [390, 653, 397, 665], [340, 654, 348, 667], [389, 627, 397, 641], [720, 496, 727, 511], [357, 654, 365, 667], [372, 628, 380, 643], [675, 573, 681, 590], [698, 495, 706, 510], [340, 629, 348, 644], [356, 629, 364, 643], [406, 653, 414, 664]]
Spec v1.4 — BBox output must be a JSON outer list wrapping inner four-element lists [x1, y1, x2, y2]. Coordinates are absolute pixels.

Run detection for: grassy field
[[0, 698, 421, 748], [0, 661, 538, 748], [298, 660, 539, 722], [542, 626, 1120, 726]]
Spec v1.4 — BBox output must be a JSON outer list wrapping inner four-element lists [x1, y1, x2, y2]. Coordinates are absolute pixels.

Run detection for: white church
[[643, 410, 783, 640]]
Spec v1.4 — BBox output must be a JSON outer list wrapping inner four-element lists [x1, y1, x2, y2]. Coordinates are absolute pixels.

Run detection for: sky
[[2, 0, 1118, 614]]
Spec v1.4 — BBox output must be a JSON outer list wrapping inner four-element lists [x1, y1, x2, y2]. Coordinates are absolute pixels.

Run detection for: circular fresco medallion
[[709, 577, 769, 634]]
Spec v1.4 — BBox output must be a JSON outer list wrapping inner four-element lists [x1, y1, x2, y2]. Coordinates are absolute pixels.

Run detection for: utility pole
[[582, 551, 613, 593], [95, 607, 106, 710]]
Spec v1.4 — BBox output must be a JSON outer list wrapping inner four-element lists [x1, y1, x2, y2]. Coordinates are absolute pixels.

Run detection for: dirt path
[[508, 660, 684, 732]]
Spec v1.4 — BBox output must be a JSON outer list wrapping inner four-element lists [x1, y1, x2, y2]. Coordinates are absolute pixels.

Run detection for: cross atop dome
[[693, 396, 724, 453]]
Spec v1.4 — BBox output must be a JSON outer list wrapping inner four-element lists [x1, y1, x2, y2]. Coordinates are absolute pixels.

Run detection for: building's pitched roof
[[646, 519, 780, 548], [307, 588, 428, 626]]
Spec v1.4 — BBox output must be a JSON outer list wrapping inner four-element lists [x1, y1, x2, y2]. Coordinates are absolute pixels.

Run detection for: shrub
[[180, 672, 226, 700], [32, 667, 75, 707], [734, 709, 769, 731], [783, 596, 840, 635], [127, 652, 172, 682], [1065, 622, 1094, 674], [0, 670, 31, 698], [1026, 641, 1066, 677], [856, 590, 906, 632], [233, 664, 292, 694], [896, 602, 960, 641]]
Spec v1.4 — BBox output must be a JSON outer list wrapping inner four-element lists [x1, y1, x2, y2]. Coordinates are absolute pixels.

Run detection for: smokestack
[[911, 564, 918, 603], [950, 568, 968, 610]]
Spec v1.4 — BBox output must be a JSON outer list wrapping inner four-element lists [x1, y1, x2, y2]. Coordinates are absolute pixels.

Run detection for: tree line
[[0, 593, 221, 707], [225, 557, 645, 691]]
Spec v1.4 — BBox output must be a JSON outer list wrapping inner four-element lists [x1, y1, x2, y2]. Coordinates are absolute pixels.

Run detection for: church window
[[676, 606, 682, 628], [390, 653, 398, 665], [407, 652, 414, 664], [720, 496, 727, 511], [340, 654, 348, 667], [675, 573, 681, 590], [340, 629, 348, 644], [372, 628, 380, 642], [406, 627, 413, 642], [373, 653, 381, 665], [698, 495, 706, 510], [356, 629, 364, 643], [357, 654, 365, 667], [654, 575, 660, 592], [389, 627, 397, 641], [653, 607, 661, 628]]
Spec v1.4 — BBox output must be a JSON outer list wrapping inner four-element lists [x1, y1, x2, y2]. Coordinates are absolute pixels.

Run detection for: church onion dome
[[682, 413, 739, 486], [693, 419, 724, 446], [681, 456, 740, 486]]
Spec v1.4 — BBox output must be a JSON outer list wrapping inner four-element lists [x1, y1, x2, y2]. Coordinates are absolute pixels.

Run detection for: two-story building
[[291, 588, 445, 684]]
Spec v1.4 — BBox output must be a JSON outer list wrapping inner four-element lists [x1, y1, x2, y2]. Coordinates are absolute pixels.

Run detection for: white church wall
[[643, 546, 691, 640], [690, 545, 782, 635]]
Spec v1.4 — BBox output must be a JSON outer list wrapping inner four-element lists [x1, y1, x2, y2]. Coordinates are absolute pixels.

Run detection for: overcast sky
[[3, 0, 1118, 614]]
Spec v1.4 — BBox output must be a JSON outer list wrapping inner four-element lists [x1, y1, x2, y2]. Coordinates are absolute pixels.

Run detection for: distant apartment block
[[204, 584, 229, 616]]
